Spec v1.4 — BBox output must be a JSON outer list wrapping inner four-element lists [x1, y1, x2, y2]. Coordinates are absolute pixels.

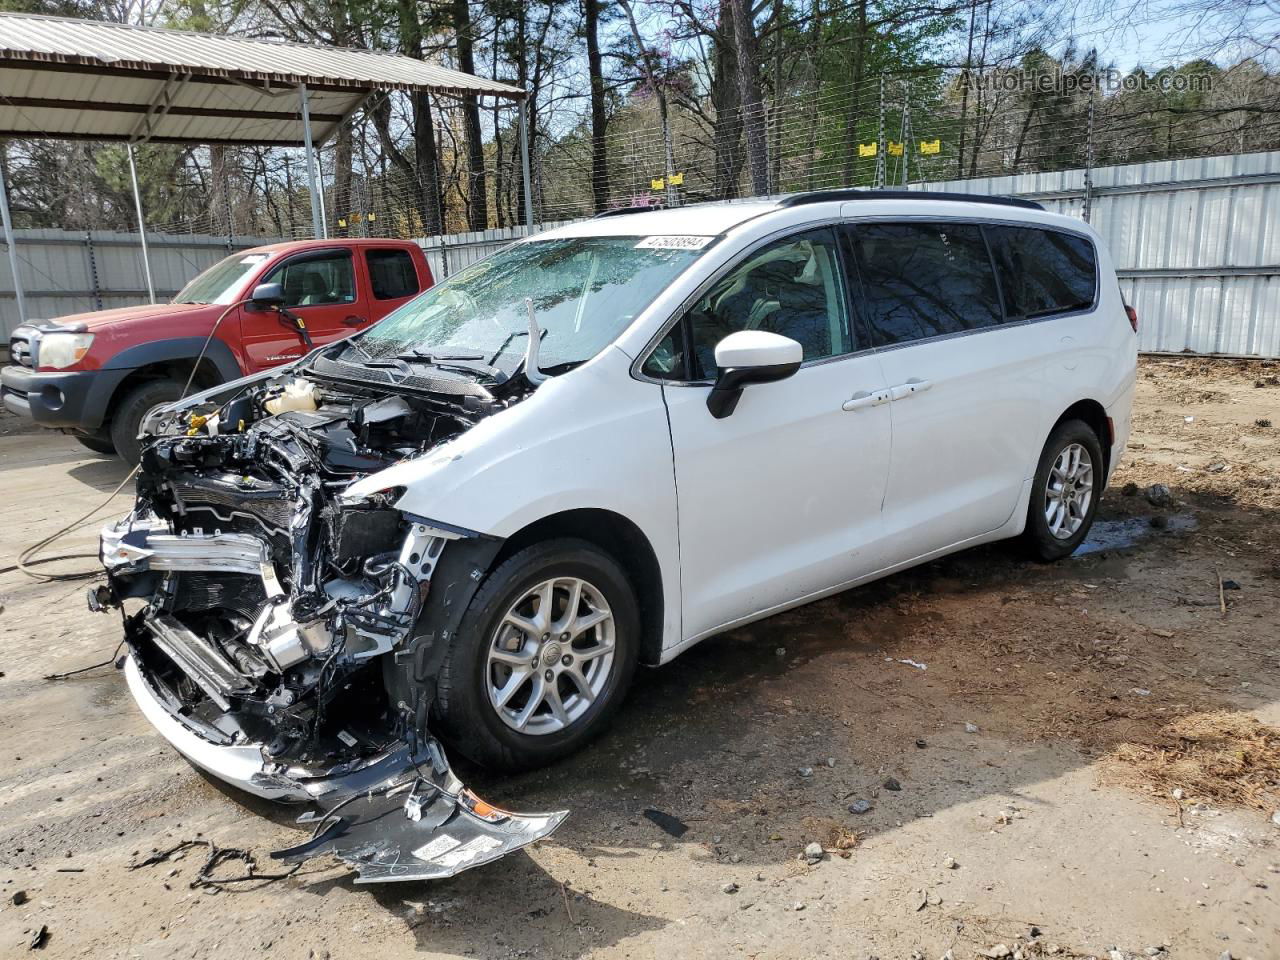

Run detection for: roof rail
[[594, 204, 665, 219], [777, 189, 1044, 211]]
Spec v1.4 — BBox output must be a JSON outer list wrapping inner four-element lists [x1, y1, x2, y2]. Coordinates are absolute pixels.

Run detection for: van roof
[[538, 191, 1065, 241]]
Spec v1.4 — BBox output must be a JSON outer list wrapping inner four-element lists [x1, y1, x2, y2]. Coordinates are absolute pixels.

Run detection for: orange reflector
[[471, 799, 496, 818]]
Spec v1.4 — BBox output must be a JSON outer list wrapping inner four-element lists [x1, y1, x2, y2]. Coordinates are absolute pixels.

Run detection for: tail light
[[1124, 304, 1139, 333]]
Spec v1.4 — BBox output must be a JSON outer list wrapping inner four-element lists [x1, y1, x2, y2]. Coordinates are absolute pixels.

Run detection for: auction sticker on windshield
[[635, 236, 714, 250]]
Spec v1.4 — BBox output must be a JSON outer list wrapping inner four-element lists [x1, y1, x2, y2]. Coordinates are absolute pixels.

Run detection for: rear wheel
[[1022, 418, 1104, 561], [110, 378, 185, 466], [433, 538, 639, 771], [74, 433, 116, 456]]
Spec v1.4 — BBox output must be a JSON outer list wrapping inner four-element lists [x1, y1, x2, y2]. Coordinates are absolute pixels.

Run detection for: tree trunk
[[730, 0, 769, 196], [711, 9, 745, 200], [957, 0, 977, 177], [333, 125, 352, 235], [841, 0, 867, 186], [584, 0, 610, 212], [452, 0, 488, 231]]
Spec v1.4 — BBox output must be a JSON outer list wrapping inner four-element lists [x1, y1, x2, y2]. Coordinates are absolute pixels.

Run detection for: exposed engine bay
[[94, 357, 567, 882]]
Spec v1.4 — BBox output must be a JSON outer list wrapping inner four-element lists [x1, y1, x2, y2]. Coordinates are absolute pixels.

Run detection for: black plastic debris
[[642, 808, 689, 838], [271, 738, 567, 883]]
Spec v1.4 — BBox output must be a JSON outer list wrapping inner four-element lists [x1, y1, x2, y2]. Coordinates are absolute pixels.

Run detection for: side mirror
[[707, 330, 802, 419], [250, 282, 285, 308]]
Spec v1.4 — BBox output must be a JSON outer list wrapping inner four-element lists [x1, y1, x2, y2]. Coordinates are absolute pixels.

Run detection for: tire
[[433, 538, 640, 772], [110, 379, 185, 466], [74, 433, 116, 456], [1022, 418, 1105, 562]]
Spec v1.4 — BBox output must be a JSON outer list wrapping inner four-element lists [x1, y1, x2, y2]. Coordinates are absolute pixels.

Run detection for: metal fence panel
[[0, 230, 283, 335]]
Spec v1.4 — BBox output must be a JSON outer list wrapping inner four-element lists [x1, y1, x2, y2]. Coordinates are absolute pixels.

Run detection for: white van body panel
[[346, 197, 1136, 662]]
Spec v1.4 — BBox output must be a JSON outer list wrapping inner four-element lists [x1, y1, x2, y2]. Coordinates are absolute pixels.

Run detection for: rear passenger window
[[986, 226, 1096, 320], [686, 227, 852, 378], [366, 249, 421, 300], [849, 222, 1002, 346]]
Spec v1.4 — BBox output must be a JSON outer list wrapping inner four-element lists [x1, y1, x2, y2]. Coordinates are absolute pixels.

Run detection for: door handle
[[842, 388, 891, 412], [889, 377, 932, 401], [343, 315, 367, 326]]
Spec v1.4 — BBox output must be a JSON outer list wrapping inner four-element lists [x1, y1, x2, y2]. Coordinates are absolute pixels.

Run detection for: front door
[[241, 248, 364, 368], [652, 227, 894, 642]]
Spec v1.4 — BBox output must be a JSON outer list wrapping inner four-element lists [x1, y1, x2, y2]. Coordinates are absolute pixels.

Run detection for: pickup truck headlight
[[38, 332, 95, 370]]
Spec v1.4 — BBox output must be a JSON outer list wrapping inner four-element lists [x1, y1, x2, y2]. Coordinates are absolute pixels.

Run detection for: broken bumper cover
[[123, 654, 568, 882]]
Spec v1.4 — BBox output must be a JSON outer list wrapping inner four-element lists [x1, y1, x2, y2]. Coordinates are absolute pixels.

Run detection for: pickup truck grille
[[9, 331, 34, 368]]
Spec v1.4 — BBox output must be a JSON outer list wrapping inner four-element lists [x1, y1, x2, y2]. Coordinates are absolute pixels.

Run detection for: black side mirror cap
[[706, 360, 801, 419], [251, 282, 285, 307]]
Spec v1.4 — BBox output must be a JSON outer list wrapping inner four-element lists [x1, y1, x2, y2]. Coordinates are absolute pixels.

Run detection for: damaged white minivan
[[97, 191, 1135, 881]]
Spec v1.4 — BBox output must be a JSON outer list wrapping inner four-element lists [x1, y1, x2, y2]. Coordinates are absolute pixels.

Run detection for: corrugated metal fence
[[0, 229, 283, 331], [3, 151, 1278, 357]]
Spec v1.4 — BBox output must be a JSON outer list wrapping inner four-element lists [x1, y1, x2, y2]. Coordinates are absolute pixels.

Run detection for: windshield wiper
[[390, 349, 506, 382], [397, 349, 486, 362]]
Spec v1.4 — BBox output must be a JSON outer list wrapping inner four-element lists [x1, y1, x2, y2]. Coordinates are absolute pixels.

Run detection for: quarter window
[[986, 226, 1097, 319], [263, 251, 355, 308], [366, 249, 420, 300], [849, 222, 1002, 346], [685, 228, 852, 378]]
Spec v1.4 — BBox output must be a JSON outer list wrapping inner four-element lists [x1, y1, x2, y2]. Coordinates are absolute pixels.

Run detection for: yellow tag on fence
[[858, 142, 878, 157], [919, 139, 941, 155], [668, 172, 684, 186], [888, 141, 904, 156], [651, 178, 665, 190]]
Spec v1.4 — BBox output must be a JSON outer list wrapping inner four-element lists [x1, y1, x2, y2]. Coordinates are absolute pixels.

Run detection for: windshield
[[348, 236, 709, 373], [174, 252, 273, 305]]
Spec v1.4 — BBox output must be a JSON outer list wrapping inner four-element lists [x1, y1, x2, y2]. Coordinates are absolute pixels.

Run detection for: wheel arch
[[1051, 399, 1113, 485], [91, 337, 241, 428], [493, 508, 666, 667]]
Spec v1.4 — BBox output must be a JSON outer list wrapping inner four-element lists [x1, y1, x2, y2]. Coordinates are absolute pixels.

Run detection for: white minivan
[[100, 191, 1135, 879]]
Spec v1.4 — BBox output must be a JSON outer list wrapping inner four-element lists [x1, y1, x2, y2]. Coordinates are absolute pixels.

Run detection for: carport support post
[[126, 144, 156, 304], [518, 93, 534, 227], [298, 84, 327, 239], [0, 157, 26, 326]]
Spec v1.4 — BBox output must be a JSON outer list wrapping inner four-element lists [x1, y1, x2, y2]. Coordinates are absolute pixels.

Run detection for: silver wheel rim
[[1045, 442, 1094, 539], [485, 576, 616, 735]]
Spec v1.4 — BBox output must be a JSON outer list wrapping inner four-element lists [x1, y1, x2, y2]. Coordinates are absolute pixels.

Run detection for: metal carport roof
[[0, 13, 533, 326], [0, 12, 525, 147]]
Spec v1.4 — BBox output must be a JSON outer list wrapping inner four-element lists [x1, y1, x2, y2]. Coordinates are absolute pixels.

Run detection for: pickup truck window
[[173, 251, 271, 305], [367, 249, 420, 300], [264, 251, 356, 307]]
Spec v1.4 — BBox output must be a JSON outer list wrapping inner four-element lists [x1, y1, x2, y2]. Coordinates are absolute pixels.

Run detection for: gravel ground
[[0, 356, 1277, 960]]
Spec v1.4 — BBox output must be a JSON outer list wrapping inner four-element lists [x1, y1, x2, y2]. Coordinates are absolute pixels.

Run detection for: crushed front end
[[96, 367, 566, 882]]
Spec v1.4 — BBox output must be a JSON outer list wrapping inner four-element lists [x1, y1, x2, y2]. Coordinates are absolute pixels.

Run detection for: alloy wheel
[[1044, 441, 1094, 539], [485, 576, 616, 735]]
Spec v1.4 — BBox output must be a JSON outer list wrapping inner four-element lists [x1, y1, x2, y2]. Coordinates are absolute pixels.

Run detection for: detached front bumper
[[123, 652, 569, 882]]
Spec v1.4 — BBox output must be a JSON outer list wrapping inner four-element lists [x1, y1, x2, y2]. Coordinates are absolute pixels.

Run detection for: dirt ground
[[1, 356, 1278, 960]]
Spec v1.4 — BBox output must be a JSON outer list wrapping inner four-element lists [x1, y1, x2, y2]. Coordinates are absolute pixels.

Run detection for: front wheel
[[432, 538, 639, 772], [110, 378, 185, 466], [1022, 418, 1104, 561]]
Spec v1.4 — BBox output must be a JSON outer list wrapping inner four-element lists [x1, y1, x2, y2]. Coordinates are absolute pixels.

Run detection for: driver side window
[[685, 228, 852, 379], [263, 251, 355, 308]]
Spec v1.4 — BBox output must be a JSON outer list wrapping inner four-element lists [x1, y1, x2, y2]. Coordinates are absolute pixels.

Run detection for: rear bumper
[[0, 364, 120, 432]]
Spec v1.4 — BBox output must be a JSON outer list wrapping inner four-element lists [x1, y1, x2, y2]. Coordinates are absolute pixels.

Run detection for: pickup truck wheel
[[1022, 418, 1104, 562], [433, 538, 639, 772], [110, 379, 184, 466], [74, 433, 116, 456]]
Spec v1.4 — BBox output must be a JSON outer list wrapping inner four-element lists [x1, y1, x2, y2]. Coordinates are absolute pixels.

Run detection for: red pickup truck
[[1, 238, 434, 463]]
